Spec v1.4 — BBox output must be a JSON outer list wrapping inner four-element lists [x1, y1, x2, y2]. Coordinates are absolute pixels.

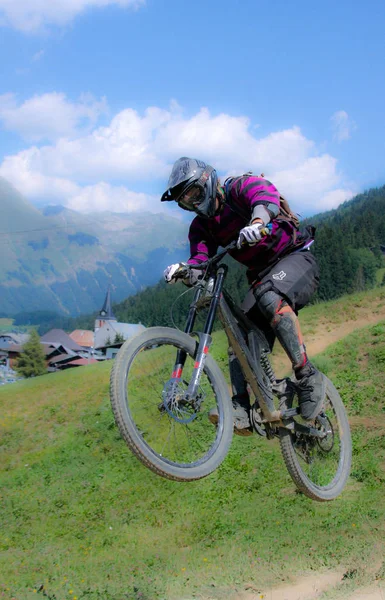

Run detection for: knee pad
[[254, 285, 283, 323], [253, 283, 306, 369]]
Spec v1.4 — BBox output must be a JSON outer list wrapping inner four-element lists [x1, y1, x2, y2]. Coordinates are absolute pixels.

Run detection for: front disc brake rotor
[[161, 378, 203, 424]]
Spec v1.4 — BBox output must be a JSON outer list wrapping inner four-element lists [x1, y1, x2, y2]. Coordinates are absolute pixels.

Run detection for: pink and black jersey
[[187, 176, 303, 283]]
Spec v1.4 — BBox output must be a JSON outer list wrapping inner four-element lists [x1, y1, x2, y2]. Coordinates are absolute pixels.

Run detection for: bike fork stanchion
[[171, 285, 203, 379], [185, 266, 226, 400]]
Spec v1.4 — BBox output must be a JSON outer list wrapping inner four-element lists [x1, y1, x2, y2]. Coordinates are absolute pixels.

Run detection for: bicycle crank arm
[[292, 421, 328, 439]]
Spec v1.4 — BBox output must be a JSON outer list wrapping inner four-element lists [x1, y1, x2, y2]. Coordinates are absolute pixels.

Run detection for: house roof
[[49, 353, 78, 365], [69, 330, 94, 347], [7, 344, 24, 353], [64, 358, 98, 366], [0, 333, 29, 345], [42, 344, 61, 357], [40, 329, 84, 352]]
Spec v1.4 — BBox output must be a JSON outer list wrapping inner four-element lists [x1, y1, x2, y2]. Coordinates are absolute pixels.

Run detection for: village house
[[0, 287, 145, 376]]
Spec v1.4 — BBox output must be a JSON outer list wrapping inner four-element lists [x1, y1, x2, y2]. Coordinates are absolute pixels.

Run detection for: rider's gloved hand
[[237, 222, 264, 249], [183, 268, 203, 287], [163, 263, 187, 284]]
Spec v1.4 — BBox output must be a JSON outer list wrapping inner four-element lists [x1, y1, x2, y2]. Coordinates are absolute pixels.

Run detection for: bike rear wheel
[[279, 376, 352, 501], [110, 327, 234, 481]]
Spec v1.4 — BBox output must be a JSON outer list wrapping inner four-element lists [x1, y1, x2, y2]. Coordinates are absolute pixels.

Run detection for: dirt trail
[[305, 308, 385, 357], [254, 573, 385, 600], [272, 305, 385, 377], [238, 571, 345, 599], [196, 571, 385, 600]]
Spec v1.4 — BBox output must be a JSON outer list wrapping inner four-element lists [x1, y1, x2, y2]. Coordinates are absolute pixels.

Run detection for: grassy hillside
[[1, 294, 385, 599]]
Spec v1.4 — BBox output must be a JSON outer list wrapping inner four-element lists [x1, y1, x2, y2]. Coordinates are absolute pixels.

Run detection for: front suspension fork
[[170, 267, 227, 400]]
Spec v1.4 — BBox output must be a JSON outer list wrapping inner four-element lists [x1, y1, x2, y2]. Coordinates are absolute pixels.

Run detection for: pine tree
[[15, 329, 47, 378], [114, 332, 125, 344]]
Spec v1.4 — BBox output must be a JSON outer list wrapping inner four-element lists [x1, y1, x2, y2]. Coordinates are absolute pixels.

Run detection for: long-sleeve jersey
[[187, 175, 302, 282]]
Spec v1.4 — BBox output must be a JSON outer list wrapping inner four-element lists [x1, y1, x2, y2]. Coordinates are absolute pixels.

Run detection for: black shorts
[[242, 250, 320, 315]]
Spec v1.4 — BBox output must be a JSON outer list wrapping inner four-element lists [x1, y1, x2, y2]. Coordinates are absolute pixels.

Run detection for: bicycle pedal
[[281, 407, 300, 419], [250, 406, 267, 437]]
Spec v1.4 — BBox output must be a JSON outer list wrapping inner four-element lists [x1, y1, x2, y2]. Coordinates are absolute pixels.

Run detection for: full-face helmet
[[160, 157, 218, 218]]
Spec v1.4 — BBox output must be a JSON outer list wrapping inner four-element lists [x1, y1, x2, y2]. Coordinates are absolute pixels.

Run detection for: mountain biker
[[161, 157, 325, 435]]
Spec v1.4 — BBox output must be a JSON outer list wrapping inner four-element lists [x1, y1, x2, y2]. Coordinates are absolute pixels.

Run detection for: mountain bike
[[110, 242, 352, 501]]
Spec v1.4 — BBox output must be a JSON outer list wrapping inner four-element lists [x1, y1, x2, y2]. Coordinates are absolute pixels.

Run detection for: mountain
[[0, 178, 48, 233], [0, 177, 189, 316]]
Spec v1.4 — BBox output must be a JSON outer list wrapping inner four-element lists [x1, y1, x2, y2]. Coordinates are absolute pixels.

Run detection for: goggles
[[177, 186, 204, 212]]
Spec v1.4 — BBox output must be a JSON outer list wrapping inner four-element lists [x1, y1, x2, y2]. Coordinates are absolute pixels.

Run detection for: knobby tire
[[110, 327, 234, 481], [279, 376, 352, 501]]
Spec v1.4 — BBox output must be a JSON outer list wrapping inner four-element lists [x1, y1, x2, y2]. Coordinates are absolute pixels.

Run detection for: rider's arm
[[187, 216, 218, 265], [231, 176, 281, 225]]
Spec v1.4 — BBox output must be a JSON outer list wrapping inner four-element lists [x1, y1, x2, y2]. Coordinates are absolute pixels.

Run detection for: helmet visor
[[177, 186, 204, 212]]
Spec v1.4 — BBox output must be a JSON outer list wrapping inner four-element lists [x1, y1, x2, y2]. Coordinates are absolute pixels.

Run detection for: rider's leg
[[228, 346, 253, 434], [254, 282, 307, 370], [247, 251, 324, 420], [254, 281, 325, 420], [209, 346, 253, 436], [228, 346, 249, 406]]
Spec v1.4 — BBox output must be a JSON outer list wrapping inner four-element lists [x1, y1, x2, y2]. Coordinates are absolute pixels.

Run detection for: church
[[92, 287, 145, 355]]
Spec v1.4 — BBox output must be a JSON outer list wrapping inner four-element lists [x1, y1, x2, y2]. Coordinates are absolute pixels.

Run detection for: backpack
[[224, 173, 300, 230]]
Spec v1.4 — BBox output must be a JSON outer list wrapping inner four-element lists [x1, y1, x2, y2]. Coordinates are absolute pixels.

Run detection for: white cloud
[[0, 0, 144, 33], [319, 188, 356, 211], [154, 109, 313, 173], [0, 92, 108, 141], [331, 110, 356, 142], [0, 97, 355, 215], [0, 147, 79, 200], [67, 182, 158, 213]]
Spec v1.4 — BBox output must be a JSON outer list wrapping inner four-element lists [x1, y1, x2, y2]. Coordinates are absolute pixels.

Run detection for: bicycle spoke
[[292, 396, 342, 487], [125, 340, 220, 465]]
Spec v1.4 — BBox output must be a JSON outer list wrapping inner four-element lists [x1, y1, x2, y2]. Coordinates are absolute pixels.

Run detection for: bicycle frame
[[170, 256, 286, 423], [170, 250, 328, 440], [218, 287, 283, 422]]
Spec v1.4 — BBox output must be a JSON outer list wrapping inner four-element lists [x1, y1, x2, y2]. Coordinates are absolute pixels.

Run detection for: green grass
[[376, 266, 385, 285], [1, 310, 385, 599], [0, 318, 33, 335], [300, 287, 385, 333], [0, 318, 14, 332], [0, 319, 13, 326]]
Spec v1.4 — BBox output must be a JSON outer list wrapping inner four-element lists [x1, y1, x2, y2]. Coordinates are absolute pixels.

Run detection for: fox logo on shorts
[[272, 271, 287, 281]]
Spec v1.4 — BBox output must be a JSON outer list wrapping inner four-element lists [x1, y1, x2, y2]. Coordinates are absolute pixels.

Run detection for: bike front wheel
[[279, 376, 352, 501], [110, 327, 234, 481]]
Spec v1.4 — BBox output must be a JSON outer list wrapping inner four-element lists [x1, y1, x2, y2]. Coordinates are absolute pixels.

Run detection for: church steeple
[[95, 286, 117, 332], [99, 286, 116, 320]]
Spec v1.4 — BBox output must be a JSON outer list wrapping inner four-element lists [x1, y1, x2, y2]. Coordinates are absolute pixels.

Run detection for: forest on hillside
[[10, 184, 385, 334]]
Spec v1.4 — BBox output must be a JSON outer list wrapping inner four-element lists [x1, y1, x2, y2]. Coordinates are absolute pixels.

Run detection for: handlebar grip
[[261, 223, 273, 236]]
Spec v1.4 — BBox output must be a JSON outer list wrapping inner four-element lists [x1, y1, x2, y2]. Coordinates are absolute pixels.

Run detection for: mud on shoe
[[209, 396, 253, 436], [295, 362, 326, 421]]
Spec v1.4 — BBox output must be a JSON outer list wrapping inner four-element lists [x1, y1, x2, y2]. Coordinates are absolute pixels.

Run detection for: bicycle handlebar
[[177, 224, 272, 277], [186, 240, 237, 272]]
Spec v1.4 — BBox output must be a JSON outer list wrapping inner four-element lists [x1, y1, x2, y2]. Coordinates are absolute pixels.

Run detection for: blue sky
[[0, 0, 384, 217]]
